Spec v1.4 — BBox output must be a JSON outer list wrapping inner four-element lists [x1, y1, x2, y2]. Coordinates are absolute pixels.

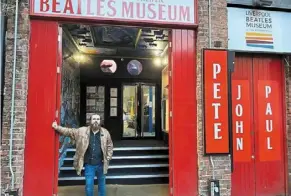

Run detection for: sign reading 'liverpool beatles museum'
[[228, 7, 291, 53], [31, 0, 196, 25]]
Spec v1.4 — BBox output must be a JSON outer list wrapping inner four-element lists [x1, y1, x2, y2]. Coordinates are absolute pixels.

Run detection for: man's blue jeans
[[84, 163, 106, 196]]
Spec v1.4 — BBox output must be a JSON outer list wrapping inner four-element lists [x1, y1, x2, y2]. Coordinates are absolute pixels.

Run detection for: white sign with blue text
[[228, 7, 291, 53]]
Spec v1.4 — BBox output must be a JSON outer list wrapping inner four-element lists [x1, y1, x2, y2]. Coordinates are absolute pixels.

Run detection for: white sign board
[[31, 0, 196, 25], [228, 7, 291, 53]]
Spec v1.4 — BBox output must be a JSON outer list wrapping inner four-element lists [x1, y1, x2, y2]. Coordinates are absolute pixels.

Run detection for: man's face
[[91, 114, 101, 128]]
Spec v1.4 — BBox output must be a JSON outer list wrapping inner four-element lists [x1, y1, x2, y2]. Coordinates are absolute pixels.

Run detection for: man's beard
[[91, 122, 100, 131]]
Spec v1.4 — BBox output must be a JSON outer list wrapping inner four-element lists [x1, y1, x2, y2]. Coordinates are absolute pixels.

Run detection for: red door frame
[[24, 20, 198, 196], [23, 20, 59, 196], [231, 54, 288, 196], [170, 29, 197, 196]]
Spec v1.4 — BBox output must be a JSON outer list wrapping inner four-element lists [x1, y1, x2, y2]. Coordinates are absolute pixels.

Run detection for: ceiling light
[[154, 58, 162, 66], [74, 54, 86, 63]]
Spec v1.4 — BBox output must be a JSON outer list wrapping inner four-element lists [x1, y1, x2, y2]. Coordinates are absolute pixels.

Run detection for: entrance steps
[[58, 144, 169, 185], [58, 184, 169, 196]]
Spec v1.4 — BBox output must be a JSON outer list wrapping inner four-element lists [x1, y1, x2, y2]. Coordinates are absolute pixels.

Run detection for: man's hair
[[90, 114, 100, 121]]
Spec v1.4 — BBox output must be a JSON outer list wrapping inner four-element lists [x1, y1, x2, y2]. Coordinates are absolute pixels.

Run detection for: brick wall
[[0, 0, 30, 195], [196, 0, 230, 195]]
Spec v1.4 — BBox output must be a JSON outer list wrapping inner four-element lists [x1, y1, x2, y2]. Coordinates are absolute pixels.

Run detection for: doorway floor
[[114, 139, 167, 147], [58, 184, 169, 196]]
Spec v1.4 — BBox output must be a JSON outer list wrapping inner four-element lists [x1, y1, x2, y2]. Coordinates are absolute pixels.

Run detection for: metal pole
[[0, 8, 4, 146], [0, 4, 3, 194]]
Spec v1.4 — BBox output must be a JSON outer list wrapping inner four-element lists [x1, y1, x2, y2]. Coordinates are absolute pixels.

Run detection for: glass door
[[122, 85, 138, 138], [141, 84, 156, 137], [122, 83, 156, 138]]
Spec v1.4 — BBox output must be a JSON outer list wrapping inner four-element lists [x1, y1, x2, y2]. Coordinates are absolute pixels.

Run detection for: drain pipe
[[9, 0, 19, 191], [208, 0, 212, 48], [208, 0, 215, 180], [0, 9, 4, 145]]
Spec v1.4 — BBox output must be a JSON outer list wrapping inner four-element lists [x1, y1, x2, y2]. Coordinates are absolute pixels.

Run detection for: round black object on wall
[[127, 60, 143, 76]]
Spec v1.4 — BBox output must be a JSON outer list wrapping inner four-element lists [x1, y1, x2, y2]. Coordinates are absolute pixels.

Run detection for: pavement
[[58, 184, 169, 196]]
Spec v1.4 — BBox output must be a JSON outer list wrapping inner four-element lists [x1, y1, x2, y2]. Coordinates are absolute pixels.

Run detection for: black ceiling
[[62, 24, 169, 59]]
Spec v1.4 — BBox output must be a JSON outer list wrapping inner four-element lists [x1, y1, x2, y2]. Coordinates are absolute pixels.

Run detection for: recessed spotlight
[[154, 58, 162, 66]]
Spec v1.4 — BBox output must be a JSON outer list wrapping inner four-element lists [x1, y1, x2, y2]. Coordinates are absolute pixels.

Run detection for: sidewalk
[[58, 184, 169, 196]]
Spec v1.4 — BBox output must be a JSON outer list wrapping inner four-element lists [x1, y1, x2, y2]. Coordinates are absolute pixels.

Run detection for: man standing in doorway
[[52, 114, 113, 196]]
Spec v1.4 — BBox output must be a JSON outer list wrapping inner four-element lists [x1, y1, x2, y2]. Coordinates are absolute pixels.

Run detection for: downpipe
[[8, 0, 19, 194], [0, 6, 5, 144]]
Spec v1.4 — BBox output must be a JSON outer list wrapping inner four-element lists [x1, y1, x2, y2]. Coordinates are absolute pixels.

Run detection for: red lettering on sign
[[107, 0, 117, 17], [35, 0, 192, 24], [232, 80, 252, 162], [204, 50, 229, 154], [148, 4, 157, 19], [258, 81, 281, 161], [40, 0, 49, 12], [122, 2, 134, 18], [97, 0, 105, 16], [179, 6, 190, 22], [137, 3, 146, 19], [64, 0, 74, 14], [77, 0, 82, 14], [52, 0, 61, 13], [159, 4, 166, 20], [87, 0, 94, 15]]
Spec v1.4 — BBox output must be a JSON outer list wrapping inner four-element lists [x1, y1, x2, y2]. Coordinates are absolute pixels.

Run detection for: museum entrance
[[24, 20, 198, 196], [57, 24, 171, 192]]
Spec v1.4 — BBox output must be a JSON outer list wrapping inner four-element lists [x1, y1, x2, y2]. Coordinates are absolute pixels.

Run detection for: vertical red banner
[[257, 81, 281, 161], [232, 80, 252, 162], [204, 49, 229, 154]]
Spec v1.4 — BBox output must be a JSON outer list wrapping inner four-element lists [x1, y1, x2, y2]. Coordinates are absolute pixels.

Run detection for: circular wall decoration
[[127, 60, 142, 76], [100, 60, 117, 74]]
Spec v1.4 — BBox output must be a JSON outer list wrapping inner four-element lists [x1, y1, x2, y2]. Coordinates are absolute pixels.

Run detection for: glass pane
[[161, 67, 169, 133], [123, 85, 137, 137], [141, 85, 156, 137], [86, 86, 105, 125]]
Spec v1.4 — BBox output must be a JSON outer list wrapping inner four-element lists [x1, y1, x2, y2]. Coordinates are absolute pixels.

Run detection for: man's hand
[[52, 121, 58, 130]]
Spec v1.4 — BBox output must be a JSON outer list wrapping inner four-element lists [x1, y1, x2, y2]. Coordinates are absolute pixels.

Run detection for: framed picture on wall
[[110, 88, 118, 97], [86, 85, 105, 125], [110, 107, 117, 117], [110, 98, 117, 107]]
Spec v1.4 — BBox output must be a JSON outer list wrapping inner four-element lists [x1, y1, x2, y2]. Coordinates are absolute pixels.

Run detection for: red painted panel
[[231, 55, 255, 196], [23, 20, 58, 196], [257, 81, 281, 162], [168, 31, 173, 195], [53, 26, 62, 195], [253, 56, 286, 196], [232, 80, 252, 162], [171, 29, 197, 196], [204, 50, 229, 154]]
